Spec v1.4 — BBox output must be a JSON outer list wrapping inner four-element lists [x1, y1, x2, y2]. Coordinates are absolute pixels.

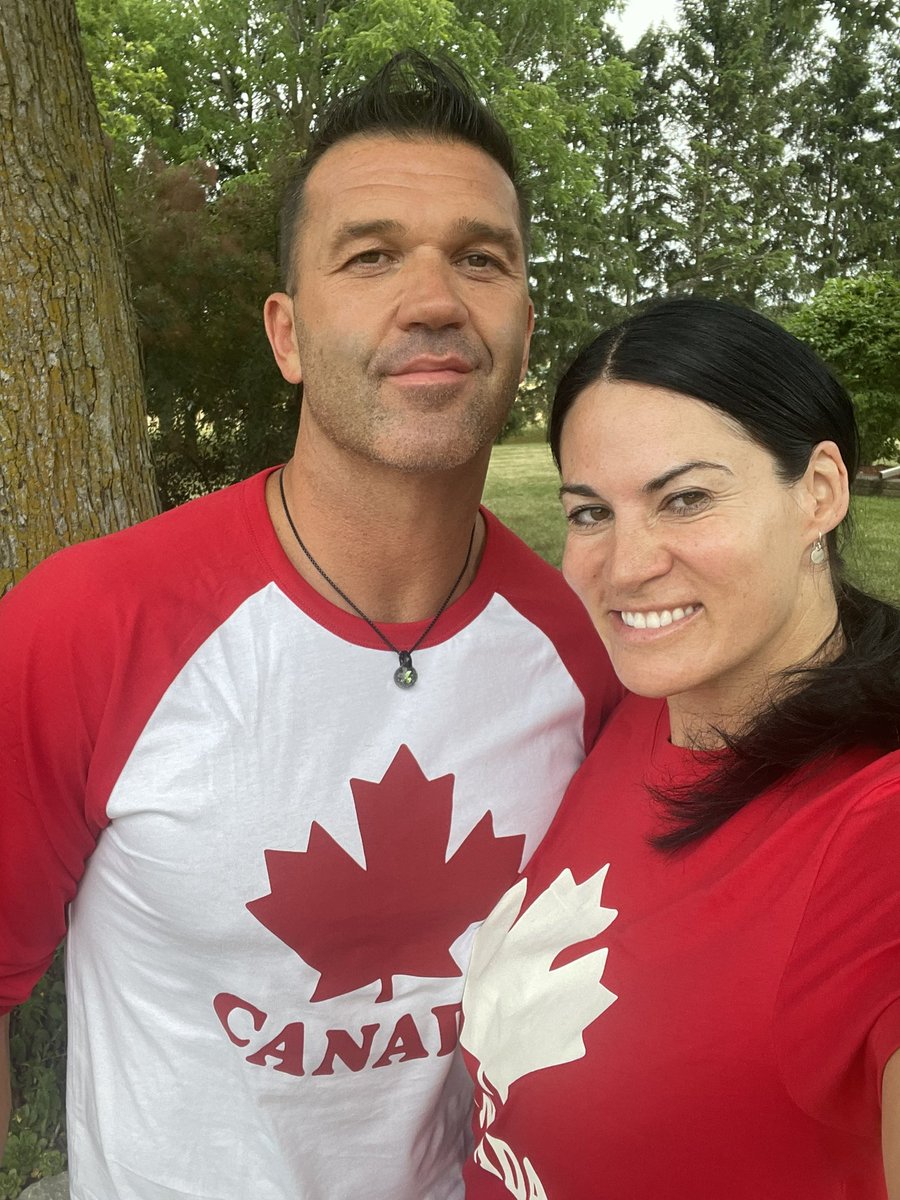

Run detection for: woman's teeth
[[620, 605, 698, 629]]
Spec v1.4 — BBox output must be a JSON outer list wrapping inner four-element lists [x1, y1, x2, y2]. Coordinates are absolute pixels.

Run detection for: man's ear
[[802, 440, 850, 536], [264, 293, 302, 384], [518, 299, 535, 384]]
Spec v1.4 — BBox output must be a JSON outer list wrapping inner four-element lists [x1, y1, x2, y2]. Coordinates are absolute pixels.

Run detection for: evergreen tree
[[666, 0, 818, 303], [795, 1, 900, 286], [599, 26, 679, 310]]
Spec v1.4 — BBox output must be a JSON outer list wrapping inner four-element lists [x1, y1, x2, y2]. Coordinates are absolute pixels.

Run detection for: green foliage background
[[786, 273, 900, 462], [1, 959, 66, 1198], [75, 0, 900, 504]]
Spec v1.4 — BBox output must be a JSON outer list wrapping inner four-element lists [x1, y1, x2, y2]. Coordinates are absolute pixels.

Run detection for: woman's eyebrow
[[559, 462, 733, 501], [558, 482, 601, 500], [643, 461, 733, 493]]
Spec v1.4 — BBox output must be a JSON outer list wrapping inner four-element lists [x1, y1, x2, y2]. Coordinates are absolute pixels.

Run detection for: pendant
[[394, 651, 417, 689]]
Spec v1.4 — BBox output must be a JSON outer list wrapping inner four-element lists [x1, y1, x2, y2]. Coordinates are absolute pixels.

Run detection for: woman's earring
[[810, 534, 826, 565]]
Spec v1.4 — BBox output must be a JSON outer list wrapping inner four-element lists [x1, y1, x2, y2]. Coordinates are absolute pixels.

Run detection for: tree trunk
[[0, 0, 158, 595]]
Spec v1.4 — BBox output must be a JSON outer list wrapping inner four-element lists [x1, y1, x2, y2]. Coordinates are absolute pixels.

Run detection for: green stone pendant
[[394, 651, 417, 689]]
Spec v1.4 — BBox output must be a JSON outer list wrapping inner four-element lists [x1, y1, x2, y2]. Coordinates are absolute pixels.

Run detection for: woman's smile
[[617, 603, 701, 630]]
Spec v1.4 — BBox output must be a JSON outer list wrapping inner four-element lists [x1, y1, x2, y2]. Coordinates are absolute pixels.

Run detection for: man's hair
[[277, 50, 530, 292]]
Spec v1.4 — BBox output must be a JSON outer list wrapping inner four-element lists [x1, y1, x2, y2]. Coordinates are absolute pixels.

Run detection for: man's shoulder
[[481, 508, 623, 728], [15, 471, 266, 598], [481, 507, 591, 616], [1, 471, 274, 641]]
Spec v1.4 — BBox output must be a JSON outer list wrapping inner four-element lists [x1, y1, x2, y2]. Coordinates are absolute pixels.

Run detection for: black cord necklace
[[278, 468, 476, 689]]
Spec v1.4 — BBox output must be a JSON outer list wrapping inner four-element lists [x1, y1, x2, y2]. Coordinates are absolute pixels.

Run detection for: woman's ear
[[801, 440, 850, 536]]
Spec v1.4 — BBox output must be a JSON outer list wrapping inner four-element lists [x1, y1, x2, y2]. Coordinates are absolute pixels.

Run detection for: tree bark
[[0, 0, 158, 595]]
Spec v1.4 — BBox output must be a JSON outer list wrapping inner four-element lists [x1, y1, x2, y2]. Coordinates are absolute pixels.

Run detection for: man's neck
[[266, 446, 490, 625]]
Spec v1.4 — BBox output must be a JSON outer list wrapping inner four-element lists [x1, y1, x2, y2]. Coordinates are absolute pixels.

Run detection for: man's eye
[[461, 252, 499, 270], [566, 505, 611, 528], [349, 250, 390, 267]]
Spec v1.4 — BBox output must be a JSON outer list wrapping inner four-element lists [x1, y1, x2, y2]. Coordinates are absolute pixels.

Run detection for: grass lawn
[[485, 443, 900, 603]]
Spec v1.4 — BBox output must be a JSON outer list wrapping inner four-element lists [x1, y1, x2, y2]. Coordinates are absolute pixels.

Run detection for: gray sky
[[610, 0, 679, 46]]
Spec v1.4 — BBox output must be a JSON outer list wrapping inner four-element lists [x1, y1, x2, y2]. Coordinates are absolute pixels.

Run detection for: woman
[[460, 297, 900, 1199]]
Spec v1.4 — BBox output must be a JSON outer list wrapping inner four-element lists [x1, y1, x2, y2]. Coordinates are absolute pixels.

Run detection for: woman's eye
[[667, 490, 709, 514], [566, 505, 611, 528]]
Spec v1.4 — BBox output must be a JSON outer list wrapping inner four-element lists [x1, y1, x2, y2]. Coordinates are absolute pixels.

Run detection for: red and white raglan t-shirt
[[0, 469, 620, 1200], [461, 693, 900, 1200]]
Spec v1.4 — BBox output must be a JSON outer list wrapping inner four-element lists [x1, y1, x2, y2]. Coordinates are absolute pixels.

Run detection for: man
[[0, 53, 619, 1198]]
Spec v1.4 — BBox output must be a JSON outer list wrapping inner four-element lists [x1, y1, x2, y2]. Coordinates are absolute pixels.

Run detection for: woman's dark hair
[[278, 50, 529, 293], [550, 296, 900, 851]]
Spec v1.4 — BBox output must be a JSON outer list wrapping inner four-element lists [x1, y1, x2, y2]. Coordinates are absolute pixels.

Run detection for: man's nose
[[395, 254, 468, 329]]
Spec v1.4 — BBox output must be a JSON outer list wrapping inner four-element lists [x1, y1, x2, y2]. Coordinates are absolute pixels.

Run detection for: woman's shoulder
[[816, 744, 900, 815]]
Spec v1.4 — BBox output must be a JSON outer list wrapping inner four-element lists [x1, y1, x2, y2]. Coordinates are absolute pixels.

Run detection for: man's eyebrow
[[328, 219, 405, 254], [452, 218, 523, 261], [558, 462, 733, 501], [326, 217, 523, 264]]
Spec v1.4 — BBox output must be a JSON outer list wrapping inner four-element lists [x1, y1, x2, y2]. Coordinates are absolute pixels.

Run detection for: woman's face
[[558, 380, 830, 737]]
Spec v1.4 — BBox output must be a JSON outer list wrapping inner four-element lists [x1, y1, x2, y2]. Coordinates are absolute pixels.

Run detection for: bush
[[1, 955, 67, 1199], [786, 274, 900, 464]]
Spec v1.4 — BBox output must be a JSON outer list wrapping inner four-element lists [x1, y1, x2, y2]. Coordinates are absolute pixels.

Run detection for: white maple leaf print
[[475, 1098, 549, 1200], [461, 866, 617, 1104]]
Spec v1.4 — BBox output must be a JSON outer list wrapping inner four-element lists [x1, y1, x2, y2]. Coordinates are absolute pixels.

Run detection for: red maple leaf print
[[246, 745, 525, 1002]]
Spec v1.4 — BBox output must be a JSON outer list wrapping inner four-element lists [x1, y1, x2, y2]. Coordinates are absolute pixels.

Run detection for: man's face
[[265, 134, 533, 475]]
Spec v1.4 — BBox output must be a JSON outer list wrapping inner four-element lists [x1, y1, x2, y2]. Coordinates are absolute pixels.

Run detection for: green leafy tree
[[118, 154, 296, 506], [76, 0, 175, 148], [787, 272, 900, 463], [78, 0, 353, 172]]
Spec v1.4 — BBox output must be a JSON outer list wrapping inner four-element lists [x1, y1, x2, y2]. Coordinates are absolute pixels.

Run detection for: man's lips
[[386, 356, 474, 384]]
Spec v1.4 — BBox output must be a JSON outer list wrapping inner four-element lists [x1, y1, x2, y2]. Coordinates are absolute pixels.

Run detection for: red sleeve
[[480, 510, 624, 751], [775, 760, 900, 1134], [1, 548, 118, 1010], [0, 480, 267, 1012]]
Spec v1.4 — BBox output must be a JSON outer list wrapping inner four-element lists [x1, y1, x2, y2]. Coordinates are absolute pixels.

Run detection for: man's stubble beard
[[297, 341, 522, 475]]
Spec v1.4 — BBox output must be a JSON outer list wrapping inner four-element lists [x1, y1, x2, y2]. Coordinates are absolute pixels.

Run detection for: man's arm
[[1, 1012, 10, 1158], [883, 1047, 900, 1198]]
